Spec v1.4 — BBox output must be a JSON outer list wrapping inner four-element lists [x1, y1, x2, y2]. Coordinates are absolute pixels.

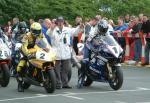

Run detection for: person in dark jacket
[[141, 15, 150, 65], [129, 17, 142, 65]]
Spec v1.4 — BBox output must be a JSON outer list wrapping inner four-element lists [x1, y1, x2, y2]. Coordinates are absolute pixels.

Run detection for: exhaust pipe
[[23, 76, 41, 86]]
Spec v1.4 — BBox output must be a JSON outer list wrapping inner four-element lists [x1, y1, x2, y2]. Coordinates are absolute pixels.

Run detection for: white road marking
[[0, 88, 150, 102], [64, 92, 74, 94], [36, 94, 49, 97], [62, 95, 85, 100], [0, 94, 63, 102], [36, 92, 85, 100], [63, 92, 77, 95], [115, 101, 127, 103], [62, 92, 85, 100], [61, 87, 150, 96], [136, 87, 150, 90]]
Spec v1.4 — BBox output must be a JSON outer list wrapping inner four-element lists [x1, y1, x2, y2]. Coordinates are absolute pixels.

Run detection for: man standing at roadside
[[47, 16, 83, 89]]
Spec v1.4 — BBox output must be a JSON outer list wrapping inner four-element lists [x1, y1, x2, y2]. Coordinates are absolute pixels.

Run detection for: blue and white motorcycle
[[77, 34, 124, 90]]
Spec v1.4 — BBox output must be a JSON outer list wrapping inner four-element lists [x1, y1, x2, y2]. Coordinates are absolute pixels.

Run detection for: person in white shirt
[[47, 16, 83, 89]]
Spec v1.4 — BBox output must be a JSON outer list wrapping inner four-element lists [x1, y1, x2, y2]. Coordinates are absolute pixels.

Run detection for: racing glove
[[27, 53, 36, 59]]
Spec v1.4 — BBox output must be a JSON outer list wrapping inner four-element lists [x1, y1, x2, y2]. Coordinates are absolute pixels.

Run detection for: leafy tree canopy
[[0, 0, 150, 24]]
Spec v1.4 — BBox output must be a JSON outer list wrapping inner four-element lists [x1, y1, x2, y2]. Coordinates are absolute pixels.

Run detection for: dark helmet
[[97, 19, 108, 35], [18, 22, 27, 34]]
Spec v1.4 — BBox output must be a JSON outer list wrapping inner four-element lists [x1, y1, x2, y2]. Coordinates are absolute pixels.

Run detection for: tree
[[0, 0, 33, 24], [0, 0, 150, 24]]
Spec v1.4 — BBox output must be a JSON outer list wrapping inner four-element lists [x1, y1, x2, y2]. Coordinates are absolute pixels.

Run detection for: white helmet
[[97, 19, 108, 35]]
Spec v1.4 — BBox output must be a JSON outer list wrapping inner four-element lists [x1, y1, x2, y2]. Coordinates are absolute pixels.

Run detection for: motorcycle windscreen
[[100, 35, 118, 46], [100, 35, 123, 58], [36, 38, 48, 49], [35, 38, 56, 62]]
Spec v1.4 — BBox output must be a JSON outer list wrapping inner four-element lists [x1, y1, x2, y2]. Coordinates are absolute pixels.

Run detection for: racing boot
[[16, 64, 25, 92], [16, 71, 24, 92], [77, 62, 86, 88]]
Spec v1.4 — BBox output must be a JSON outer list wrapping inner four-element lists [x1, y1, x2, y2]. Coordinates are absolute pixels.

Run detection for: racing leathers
[[16, 32, 44, 74], [82, 26, 98, 63], [82, 27, 109, 74]]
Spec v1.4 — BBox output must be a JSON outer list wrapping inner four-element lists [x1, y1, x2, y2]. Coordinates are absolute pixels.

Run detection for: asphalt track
[[0, 66, 150, 103]]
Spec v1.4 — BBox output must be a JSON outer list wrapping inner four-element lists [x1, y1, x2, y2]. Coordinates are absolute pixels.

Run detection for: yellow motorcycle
[[17, 38, 56, 93]]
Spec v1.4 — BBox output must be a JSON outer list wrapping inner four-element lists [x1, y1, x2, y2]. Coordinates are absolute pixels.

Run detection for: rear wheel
[[109, 66, 123, 90], [44, 69, 56, 93], [83, 76, 93, 87], [23, 82, 31, 89], [0, 64, 10, 87]]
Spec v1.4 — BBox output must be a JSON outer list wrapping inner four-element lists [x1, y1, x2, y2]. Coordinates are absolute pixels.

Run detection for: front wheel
[[109, 66, 123, 90], [0, 64, 10, 87], [83, 76, 93, 87], [44, 69, 56, 93]]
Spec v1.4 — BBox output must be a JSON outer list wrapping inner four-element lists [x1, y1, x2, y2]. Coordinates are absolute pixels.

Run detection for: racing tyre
[[0, 64, 10, 87], [109, 66, 123, 90], [23, 82, 31, 89], [44, 69, 56, 93]]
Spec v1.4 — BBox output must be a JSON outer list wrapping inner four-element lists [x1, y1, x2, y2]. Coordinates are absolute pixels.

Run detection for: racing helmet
[[30, 22, 42, 37], [97, 19, 108, 35], [18, 22, 28, 34]]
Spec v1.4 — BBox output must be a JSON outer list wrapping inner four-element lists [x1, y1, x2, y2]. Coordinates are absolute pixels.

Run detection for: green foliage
[[0, 0, 150, 24], [0, 0, 34, 24]]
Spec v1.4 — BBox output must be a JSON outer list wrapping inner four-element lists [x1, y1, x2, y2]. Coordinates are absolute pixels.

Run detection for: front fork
[[41, 70, 46, 82], [107, 63, 113, 79], [41, 67, 54, 84], [107, 63, 121, 79]]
